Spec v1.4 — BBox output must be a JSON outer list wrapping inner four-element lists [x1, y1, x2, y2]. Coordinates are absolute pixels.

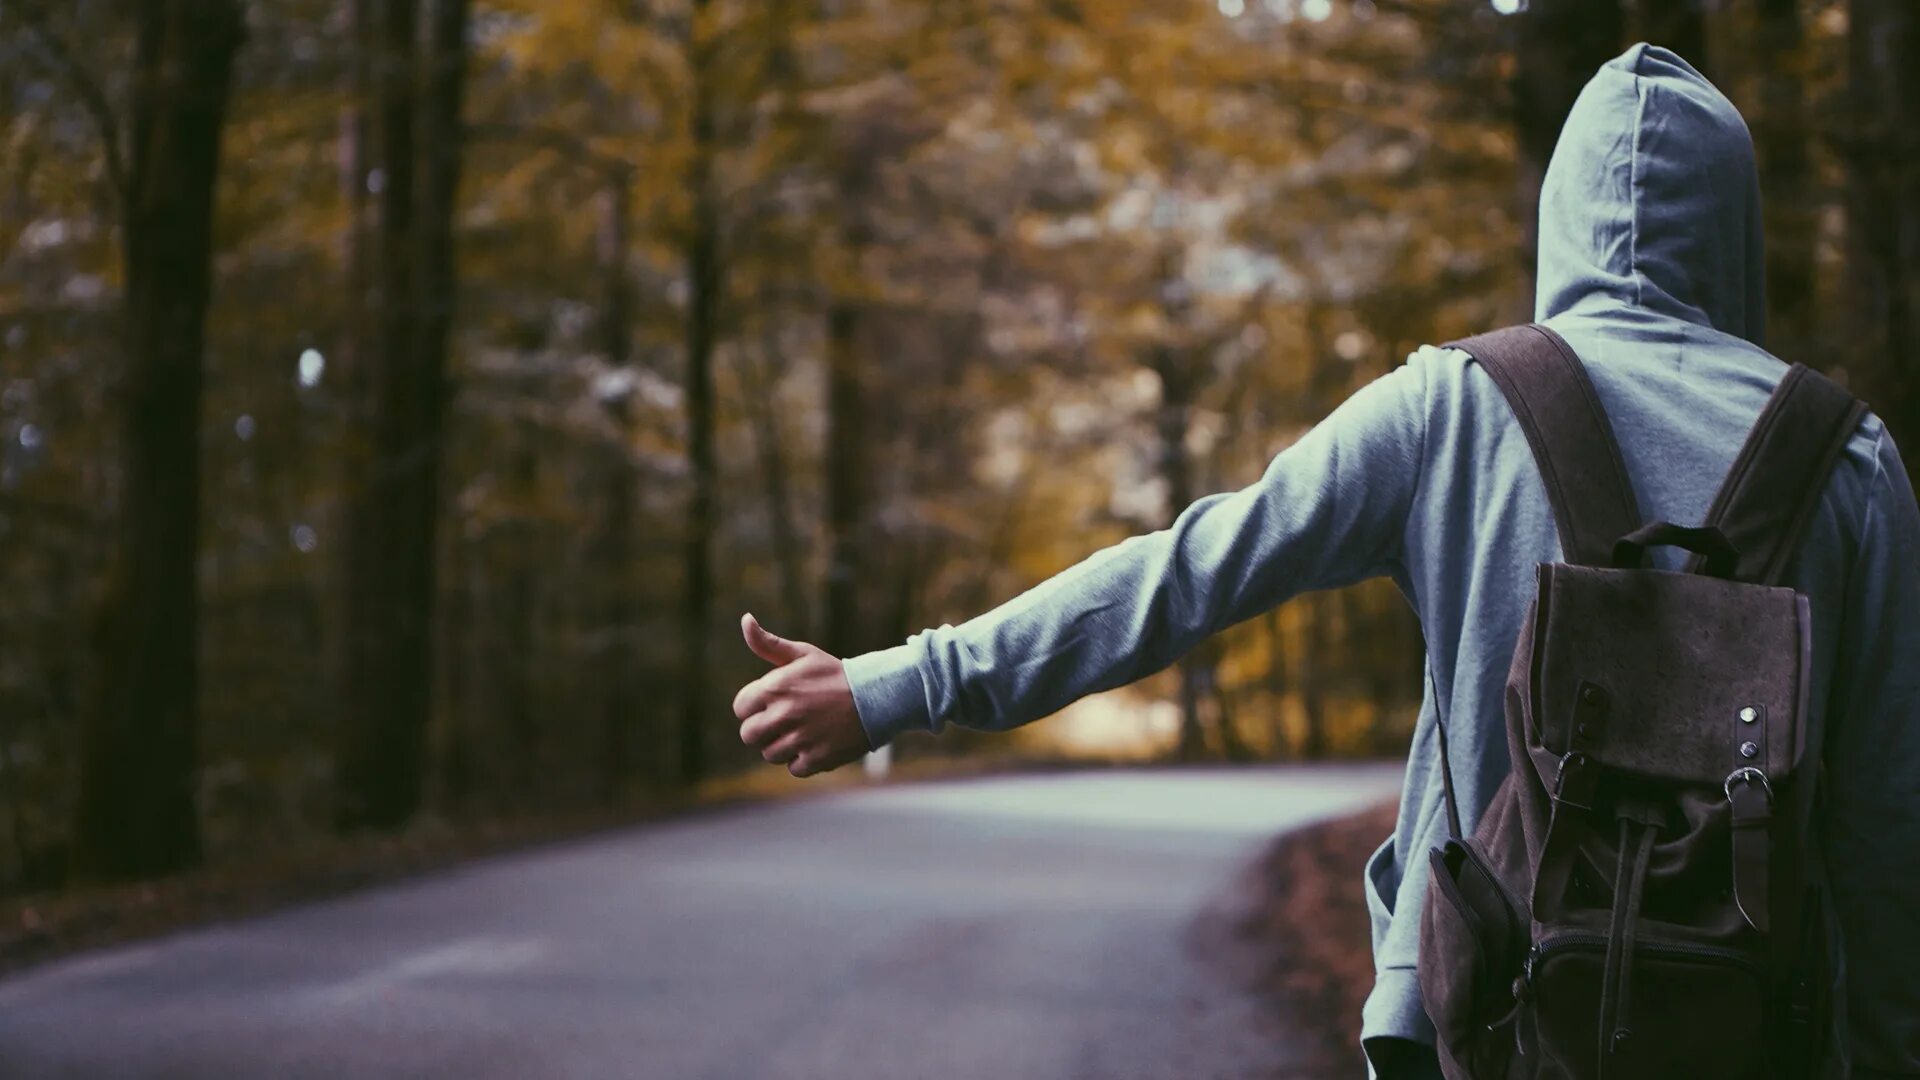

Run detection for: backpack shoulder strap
[[1444, 324, 1643, 566], [1687, 364, 1868, 585]]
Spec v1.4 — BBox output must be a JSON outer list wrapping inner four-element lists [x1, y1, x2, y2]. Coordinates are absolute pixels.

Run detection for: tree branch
[[3, 0, 128, 199]]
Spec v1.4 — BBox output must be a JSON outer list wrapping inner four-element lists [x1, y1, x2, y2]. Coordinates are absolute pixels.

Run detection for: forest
[[0, 0, 1912, 893]]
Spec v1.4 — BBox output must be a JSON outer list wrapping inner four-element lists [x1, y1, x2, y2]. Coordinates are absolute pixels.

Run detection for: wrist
[[841, 643, 935, 749]]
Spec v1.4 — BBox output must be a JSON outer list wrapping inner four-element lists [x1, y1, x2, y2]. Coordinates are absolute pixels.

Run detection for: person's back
[[731, 44, 1920, 1078]]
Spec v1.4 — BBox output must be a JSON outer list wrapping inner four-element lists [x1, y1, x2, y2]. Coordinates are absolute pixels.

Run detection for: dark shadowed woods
[[0, 0, 1911, 899]]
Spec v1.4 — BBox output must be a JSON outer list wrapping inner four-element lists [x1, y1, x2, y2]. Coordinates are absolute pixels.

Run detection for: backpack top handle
[[1611, 520, 1740, 578]]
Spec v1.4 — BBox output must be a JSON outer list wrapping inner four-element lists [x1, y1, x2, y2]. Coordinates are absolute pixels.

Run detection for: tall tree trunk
[[330, 0, 373, 761], [502, 429, 539, 803], [75, 0, 243, 880], [1512, 0, 1624, 293], [678, 0, 721, 785], [822, 302, 866, 659], [414, 0, 468, 796], [1265, 606, 1289, 758], [744, 316, 810, 636], [337, 0, 467, 830], [1753, 0, 1814, 366], [1847, 0, 1920, 477], [335, 0, 419, 831], [1299, 594, 1330, 760], [438, 520, 473, 811], [597, 175, 638, 800]]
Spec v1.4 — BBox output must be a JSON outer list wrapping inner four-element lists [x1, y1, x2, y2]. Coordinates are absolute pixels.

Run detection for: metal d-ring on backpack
[[1415, 325, 1866, 1080]]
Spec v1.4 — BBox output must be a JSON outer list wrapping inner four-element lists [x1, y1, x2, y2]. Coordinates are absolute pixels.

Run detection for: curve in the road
[[0, 765, 1402, 1080]]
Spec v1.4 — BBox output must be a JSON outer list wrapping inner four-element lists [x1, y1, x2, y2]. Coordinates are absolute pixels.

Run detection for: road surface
[[0, 765, 1401, 1079]]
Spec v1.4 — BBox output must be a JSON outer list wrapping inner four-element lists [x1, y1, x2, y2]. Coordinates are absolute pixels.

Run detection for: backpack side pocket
[[1421, 840, 1524, 1078]]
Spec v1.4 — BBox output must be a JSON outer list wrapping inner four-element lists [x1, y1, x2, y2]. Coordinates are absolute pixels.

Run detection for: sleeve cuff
[[1361, 965, 1436, 1070], [842, 642, 935, 750]]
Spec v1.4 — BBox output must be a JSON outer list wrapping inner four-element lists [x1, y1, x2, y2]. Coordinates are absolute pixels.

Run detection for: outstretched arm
[[735, 349, 1438, 774]]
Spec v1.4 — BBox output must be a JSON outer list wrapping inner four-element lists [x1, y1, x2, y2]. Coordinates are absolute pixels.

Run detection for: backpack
[[1415, 325, 1866, 1080]]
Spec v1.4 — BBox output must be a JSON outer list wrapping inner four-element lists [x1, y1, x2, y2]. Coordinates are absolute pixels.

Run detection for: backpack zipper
[[1529, 930, 1763, 975]]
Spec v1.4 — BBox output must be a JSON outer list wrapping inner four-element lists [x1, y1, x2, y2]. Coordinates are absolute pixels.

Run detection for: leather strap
[[1730, 775, 1773, 933], [1686, 364, 1868, 585], [1729, 697, 1775, 933], [1598, 816, 1659, 1079], [1445, 325, 1643, 566]]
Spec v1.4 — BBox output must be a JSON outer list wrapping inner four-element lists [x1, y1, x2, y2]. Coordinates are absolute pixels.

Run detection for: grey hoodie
[[843, 44, 1920, 1076]]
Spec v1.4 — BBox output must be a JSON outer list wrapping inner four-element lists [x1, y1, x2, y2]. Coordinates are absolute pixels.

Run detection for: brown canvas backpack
[[1416, 325, 1866, 1079]]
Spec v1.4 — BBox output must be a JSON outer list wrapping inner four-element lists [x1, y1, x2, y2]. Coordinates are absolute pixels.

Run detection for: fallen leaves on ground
[[1193, 799, 1399, 1079]]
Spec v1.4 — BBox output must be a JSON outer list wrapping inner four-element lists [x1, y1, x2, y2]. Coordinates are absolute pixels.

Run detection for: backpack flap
[[1528, 562, 1813, 790]]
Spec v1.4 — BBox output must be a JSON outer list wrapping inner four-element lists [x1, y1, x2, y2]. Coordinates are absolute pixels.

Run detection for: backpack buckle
[[1554, 751, 1597, 810], [1723, 766, 1773, 803]]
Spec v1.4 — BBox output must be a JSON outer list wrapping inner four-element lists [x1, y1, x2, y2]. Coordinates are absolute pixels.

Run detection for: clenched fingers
[[759, 728, 806, 765], [732, 667, 789, 722], [738, 703, 796, 750]]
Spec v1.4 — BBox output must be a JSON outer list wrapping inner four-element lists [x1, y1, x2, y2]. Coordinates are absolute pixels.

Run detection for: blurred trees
[[1509, 0, 1622, 286], [0, 0, 1912, 889], [1844, 0, 1918, 480]]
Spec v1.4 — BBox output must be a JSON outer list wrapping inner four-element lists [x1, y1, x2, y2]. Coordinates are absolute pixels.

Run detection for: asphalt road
[[0, 765, 1402, 1080]]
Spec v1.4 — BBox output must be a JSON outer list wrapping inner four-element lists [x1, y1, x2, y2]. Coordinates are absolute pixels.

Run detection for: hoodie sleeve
[[1821, 428, 1920, 1075], [843, 348, 1437, 748]]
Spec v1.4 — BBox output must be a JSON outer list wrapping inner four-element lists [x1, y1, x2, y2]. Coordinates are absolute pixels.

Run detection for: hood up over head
[[1535, 43, 1766, 346]]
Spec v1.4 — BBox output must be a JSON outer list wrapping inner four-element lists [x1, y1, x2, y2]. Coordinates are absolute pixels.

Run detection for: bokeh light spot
[[298, 348, 325, 388]]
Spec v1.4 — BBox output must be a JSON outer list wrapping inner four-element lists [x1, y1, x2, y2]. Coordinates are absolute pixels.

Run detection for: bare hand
[[733, 613, 870, 778]]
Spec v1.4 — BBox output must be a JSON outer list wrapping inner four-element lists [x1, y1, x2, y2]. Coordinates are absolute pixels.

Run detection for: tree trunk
[[438, 520, 474, 812], [75, 0, 244, 880], [1512, 0, 1624, 291], [597, 176, 638, 801], [744, 315, 811, 636], [1299, 594, 1330, 760], [336, 0, 468, 830], [330, 0, 373, 763], [1753, 0, 1815, 366], [503, 429, 539, 804], [822, 302, 866, 659], [678, 0, 721, 785], [1265, 606, 1289, 758], [1846, 0, 1920, 478]]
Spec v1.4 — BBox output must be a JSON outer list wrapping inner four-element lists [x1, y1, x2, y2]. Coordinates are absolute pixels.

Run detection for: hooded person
[[733, 44, 1920, 1078]]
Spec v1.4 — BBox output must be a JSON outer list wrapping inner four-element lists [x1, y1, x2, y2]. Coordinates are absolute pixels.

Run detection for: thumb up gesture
[[733, 613, 871, 777]]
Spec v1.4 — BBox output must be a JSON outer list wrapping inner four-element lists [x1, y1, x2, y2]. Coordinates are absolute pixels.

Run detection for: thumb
[[741, 612, 810, 666]]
